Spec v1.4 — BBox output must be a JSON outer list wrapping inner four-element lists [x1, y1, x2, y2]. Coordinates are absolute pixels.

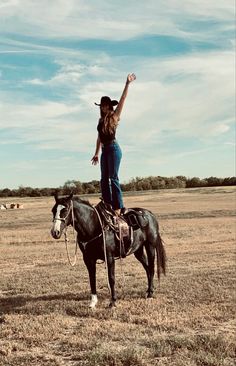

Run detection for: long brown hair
[[100, 102, 119, 135]]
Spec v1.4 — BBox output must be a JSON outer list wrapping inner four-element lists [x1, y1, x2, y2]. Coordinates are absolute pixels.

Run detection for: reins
[[64, 201, 78, 267], [62, 201, 103, 267], [93, 205, 111, 294], [58, 199, 124, 296], [60, 201, 103, 268], [52, 200, 78, 267]]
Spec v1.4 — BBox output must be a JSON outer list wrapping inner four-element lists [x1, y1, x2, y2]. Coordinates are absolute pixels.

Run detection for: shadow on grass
[[0, 292, 89, 316], [0, 287, 164, 320]]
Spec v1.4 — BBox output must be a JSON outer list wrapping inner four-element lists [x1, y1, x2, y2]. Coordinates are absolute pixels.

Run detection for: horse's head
[[51, 193, 73, 239]]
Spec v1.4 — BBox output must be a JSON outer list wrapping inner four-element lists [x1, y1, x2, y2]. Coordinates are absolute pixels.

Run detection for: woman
[[91, 73, 136, 215]]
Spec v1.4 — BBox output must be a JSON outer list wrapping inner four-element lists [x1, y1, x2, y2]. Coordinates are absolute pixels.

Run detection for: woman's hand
[[91, 155, 99, 165], [115, 73, 136, 118], [127, 73, 136, 83]]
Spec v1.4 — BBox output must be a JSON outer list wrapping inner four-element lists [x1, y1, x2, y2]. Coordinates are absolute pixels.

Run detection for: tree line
[[0, 176, 235, 198]]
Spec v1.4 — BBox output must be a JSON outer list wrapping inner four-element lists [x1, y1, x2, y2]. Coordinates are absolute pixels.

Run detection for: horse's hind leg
[[145, 244, 155, 298], [134, 245, 154, 298]]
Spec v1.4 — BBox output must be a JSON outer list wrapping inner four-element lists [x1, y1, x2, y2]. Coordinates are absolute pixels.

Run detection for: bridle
[[53, 201, 73, 225], [51, 199, 117, 295], [52, 200, 106, 270], [53, 200, 78, 266]]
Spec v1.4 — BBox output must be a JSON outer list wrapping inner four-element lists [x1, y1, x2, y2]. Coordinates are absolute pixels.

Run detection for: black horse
[[51, 194, 166, 307]]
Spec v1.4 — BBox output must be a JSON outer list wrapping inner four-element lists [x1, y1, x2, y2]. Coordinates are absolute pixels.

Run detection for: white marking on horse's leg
[[52, 204, 65, 232], [89, 294, 98, 308]]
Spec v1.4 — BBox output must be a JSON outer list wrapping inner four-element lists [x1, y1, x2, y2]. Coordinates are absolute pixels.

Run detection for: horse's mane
[[73, 196, 94, 208]]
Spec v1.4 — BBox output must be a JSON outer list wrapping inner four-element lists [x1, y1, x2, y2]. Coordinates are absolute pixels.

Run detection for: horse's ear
[[54, 191, 59, 201]]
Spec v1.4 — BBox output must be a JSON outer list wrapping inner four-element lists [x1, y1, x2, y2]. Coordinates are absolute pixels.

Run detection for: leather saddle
[[95, 200, 149, 257], [123, 208, 149, 230]]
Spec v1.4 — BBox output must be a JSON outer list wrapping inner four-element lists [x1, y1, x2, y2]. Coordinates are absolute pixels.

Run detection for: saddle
[[95, 200, 149, 258], [123, 209, 149, 231]]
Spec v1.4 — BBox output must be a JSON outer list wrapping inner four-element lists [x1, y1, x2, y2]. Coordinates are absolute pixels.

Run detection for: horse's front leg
[[83, 255, 98, 308], [107, 254, 116, 307]]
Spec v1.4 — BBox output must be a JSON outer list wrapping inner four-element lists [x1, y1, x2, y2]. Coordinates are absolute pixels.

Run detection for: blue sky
[[0, 0, 235, 189]]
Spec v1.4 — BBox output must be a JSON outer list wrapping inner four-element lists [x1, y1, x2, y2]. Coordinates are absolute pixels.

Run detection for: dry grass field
[[0, 187, 235, 366]]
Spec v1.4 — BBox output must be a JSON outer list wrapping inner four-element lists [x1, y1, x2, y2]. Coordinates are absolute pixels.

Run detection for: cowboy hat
[[94, 96, 118, 107]]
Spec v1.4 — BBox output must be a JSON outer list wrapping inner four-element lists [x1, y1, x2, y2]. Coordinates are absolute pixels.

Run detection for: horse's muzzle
[[51, 228, 61, 239]]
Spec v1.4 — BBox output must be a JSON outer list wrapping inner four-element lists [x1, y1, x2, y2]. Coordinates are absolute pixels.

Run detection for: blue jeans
[[100, 141, 124, 210]]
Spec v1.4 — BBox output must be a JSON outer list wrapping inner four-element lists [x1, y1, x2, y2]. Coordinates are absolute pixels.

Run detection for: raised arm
[[114, 73, 136, 119]]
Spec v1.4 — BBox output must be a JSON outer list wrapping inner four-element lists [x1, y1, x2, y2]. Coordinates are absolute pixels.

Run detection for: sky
[[0, 0, 235, 189]]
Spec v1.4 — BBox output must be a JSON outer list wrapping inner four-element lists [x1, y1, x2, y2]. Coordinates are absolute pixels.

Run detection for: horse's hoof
[[89, 294, 98, 308], [146, 293, 154, 299], [109, 301, 117, 308]]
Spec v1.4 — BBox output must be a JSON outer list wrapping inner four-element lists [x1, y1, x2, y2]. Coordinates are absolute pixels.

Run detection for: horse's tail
[[156, 232, 167, 281]]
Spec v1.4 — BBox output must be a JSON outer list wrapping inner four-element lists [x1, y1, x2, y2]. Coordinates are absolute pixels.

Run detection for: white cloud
[[0, 96, 97, 154], [0, 1, 234, 187], [27, 78, 44, 85], [0, 101, 81, 128], [123, 50, 234, 140], [0, 1, 234, 42], [0, 48, 234, 153], [25, 59, 111, 87]]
